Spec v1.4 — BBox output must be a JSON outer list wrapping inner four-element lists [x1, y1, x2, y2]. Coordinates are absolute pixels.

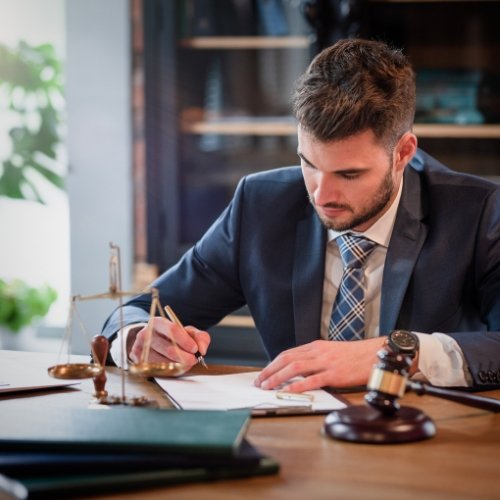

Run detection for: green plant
[[0, 278, 57, 333], [0, 40, 65, 204], [0, 41, 64, 335]]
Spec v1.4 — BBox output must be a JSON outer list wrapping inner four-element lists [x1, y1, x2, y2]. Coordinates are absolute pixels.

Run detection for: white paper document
[[155, 371, 347, 415], [0, 350, 82, 394]]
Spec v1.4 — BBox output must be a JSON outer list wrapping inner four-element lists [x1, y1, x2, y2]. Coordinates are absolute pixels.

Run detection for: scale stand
[[47, 242, 188, 407]]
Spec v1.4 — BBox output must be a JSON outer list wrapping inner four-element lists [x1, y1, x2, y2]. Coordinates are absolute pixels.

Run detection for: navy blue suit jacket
[[102, 150, 500, 388]]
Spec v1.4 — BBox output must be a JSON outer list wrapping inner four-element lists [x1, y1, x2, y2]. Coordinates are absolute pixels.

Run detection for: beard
[[310, 164, 396, 232]]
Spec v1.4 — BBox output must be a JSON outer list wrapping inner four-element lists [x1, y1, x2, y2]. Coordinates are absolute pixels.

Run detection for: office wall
[[0, 0, 64, 47], [66, 0, 133, 353]]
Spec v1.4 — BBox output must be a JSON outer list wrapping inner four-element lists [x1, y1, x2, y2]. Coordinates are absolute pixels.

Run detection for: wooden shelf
[[180, 36, 310, 50], [182, 118, 500, 139], [181, 118, 297, 136], [414, 124, 500, 138]]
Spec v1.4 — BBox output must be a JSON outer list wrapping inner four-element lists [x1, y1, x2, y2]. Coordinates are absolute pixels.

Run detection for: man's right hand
[[128, 317, 211, 369]]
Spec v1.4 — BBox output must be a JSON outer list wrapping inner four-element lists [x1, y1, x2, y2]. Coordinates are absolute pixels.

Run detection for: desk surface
[[1, 350, 499, 499]]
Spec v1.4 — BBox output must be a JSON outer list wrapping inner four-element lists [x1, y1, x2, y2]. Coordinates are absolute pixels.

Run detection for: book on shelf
[[181, 0, 257, 37], [255, 0, 289, 36]]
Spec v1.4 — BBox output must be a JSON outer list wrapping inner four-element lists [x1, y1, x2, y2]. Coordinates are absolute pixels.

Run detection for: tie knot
[[336, 234, 376, 269]]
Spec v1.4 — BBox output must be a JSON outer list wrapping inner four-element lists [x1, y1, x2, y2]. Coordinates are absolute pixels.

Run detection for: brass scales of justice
[[47, 242, 189, 406]]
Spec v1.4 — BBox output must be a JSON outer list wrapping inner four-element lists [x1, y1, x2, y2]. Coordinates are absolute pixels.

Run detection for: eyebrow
[[297, 151, 370, 174], [297, 151, 316, 169]]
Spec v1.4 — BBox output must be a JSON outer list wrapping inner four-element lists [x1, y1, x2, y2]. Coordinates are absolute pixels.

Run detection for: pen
[[164, 305, 208, 369]]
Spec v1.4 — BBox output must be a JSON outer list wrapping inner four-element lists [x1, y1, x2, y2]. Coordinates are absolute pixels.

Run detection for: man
[[102, 39, 500, 392]]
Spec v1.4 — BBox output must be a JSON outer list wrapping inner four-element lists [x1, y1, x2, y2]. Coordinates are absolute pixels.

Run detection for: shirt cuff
[[109, 323, 147, 369], [412, 332, 471, 387]]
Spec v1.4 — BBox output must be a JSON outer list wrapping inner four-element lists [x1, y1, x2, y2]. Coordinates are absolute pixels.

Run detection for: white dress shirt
[[320, 178, 470, 387], [113, 179, 470, 386]]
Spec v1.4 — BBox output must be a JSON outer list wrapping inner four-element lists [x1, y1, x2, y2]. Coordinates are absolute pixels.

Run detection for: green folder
[[0, 406, 250, 455]]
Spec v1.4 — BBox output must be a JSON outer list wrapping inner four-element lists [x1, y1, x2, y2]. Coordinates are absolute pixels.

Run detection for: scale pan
[[129, 361, 187, 378], [48, 363, 104, 379]]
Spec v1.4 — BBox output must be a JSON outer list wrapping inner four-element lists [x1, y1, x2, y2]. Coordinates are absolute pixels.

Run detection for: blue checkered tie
[[328, 234, 376, 341]]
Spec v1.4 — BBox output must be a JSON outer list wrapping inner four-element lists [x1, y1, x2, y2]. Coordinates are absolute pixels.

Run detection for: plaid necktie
[[328, 234, 376, 341]]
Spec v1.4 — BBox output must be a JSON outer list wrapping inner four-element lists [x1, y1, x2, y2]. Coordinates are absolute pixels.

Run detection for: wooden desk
[[1, 351, 499, 499]]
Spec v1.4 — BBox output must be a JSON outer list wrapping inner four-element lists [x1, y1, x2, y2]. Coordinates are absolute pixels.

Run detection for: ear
[[394, 132, 417, 173]]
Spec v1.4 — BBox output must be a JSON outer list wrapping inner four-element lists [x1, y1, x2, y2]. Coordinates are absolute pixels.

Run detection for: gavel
[[365, 348, 500, 415], [324, 347, 500, 444]]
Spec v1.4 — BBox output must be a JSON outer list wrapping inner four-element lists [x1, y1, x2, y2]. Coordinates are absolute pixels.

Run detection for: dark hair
[[292, 38, 416, 148]]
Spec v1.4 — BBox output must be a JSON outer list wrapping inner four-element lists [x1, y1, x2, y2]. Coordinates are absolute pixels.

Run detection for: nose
[[314, 172, 337, 206]]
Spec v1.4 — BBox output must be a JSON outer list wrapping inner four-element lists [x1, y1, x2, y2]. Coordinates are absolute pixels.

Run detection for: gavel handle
[[409, 381, 500, 413]]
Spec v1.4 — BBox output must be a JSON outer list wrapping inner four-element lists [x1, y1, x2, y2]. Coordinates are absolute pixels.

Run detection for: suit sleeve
[[447, 188, 500, 388], [101, 177, 249, 343]]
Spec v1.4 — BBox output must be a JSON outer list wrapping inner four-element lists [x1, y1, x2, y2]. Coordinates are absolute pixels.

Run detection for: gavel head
[[364, 348, 412, 416]]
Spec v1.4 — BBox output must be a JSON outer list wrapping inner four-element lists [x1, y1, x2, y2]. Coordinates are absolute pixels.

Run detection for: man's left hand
[[254, 337, 387, 392]]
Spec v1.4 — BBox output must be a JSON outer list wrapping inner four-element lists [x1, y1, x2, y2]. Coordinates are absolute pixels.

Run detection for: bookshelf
[[138, 0, 500, 276], [364, 0, 500, 176]]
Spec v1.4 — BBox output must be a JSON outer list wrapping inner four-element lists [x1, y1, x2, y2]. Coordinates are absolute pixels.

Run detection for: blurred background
[[0, 0, 132, 355]]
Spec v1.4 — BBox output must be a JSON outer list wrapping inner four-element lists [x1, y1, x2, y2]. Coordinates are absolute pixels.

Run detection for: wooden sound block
[[324, 405, 436, 444]]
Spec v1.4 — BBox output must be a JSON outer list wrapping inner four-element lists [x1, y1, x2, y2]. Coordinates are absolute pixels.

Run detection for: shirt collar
[[327, 177, 403, 248]]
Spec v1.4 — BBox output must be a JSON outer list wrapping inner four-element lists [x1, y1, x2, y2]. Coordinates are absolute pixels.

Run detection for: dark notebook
[[0, 406, 250, 455], [0, 440, 279, 498]]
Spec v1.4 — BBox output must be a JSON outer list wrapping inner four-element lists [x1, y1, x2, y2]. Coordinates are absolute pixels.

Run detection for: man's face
[[298, 127, 405, 232]]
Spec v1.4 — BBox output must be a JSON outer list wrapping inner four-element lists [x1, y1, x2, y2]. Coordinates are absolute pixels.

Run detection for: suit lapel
[[380, 161, 428, 334], [292, 205, 327, 346]]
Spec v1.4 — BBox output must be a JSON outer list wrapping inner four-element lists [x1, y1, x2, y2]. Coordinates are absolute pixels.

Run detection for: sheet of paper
[[0, 350, 82, 394], [155, 371, 346, 415]]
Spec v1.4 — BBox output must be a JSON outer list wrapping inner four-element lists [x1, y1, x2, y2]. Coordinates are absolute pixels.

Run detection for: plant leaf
[[0, 40, 65, 204]]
